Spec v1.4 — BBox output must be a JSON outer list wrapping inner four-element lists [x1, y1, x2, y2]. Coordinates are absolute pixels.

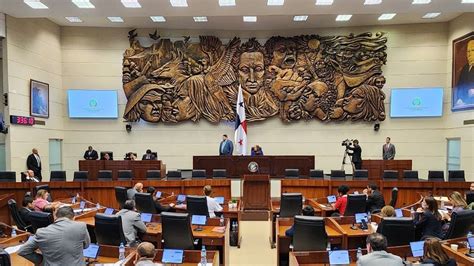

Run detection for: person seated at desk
[[18, 206, 91, 266], [33, 189, 59, 212], [142, 149, 156, 160], [421, 237, 457, 266], [364, 184, 385, 213], [147, 186, 174, 214], [332, 185, 350, 216], [285, 205, 315, 237], [135, 242, 159, 266], [380, 205, 395, 218], [204, 185, 223, 218], [102, 153, 112, 160], [117, 200, 147, 247], [441, 191, 467, 233], [24, 170, 39, 182], [251, 145, 264, 156], [125, 152, 137, 160], [83, 146, 98, 160], [357, 233, 404, 266], [19, 196, 34, 226], [127, 183, 144, 200], [414, 197, 443, 240]]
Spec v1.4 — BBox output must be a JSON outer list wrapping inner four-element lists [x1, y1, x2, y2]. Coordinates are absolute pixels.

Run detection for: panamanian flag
[[234, 85, 247, 155]]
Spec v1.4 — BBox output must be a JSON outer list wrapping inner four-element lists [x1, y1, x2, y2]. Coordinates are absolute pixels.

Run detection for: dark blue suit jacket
[[219, 140, 233, 155]]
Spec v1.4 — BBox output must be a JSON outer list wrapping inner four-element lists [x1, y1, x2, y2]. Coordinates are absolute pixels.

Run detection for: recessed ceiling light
[[24, 0, 48, 9], [170, 0, 188, 7], [108, 17, 124, 23], [71, 0, 94, 8], [315, 0, 333, 5], [65, 17, 83, 23], [267, 0, 284, 5], [121, 0, 141, 8], [243, 16, 257, 22], [193, 16, 208, 22], [219, 0, 235, 6], [378, 13, 396, 20], [293, 15, 308, 22], [412, 0, 431, 4], [150, 16, 166, 22], [336, 14, 352, 21], [422, 12, 441, 19], [461, 0, 474, 3], [364, 0, 382, 5]]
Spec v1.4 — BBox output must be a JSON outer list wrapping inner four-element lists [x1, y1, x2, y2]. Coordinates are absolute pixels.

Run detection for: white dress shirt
[[206, 196, 223, 218]]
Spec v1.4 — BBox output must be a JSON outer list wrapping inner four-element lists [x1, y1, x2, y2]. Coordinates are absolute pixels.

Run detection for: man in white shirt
[[204, 185, 223, 218]]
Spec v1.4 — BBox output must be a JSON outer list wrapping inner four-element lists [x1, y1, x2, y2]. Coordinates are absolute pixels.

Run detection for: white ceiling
[[0, 0, 472, 30]]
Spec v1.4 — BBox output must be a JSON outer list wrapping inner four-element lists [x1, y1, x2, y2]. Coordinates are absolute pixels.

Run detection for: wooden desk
[[79, 160, 166, 180], [123, 249, 219, 266], [328, 216, 375, 249], [0, 193, 14, 225], [0, 223, 29, 244], [193, 155, 315, 178], [442, 238, 474, 266], [362, 159, 412, 180]]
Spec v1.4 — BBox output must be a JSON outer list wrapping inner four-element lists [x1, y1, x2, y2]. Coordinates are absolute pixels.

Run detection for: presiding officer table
[[79, 160, 167, 180]]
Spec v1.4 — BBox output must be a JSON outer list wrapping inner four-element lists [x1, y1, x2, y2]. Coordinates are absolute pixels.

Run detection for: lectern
[[242, 174, 270, 210]]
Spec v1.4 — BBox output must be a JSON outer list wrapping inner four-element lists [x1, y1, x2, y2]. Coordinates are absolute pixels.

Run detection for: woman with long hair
[[422, 238, 457, 266], [414, 197, 443, 239]]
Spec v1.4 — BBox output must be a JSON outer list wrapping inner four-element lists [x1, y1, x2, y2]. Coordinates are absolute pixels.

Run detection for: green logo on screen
[[89, 99, 98, 108], [412, 97, 422, 107]]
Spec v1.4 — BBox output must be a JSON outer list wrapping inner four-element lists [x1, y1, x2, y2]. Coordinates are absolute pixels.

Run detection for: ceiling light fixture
[[150, 16, 166, 22], [267, 0, 284, 5], [170, 0, 188, 7], [315, 0, 334, 5], [335, 14, 352, 21], [378, 13, 396, 20], [121, 0, 141, 8], [107, 17, 124, 23], [243, 16, 257, 22], [24, 0, 48, 9], [65, 17, 83, 23], [71, 0, 95, 8], [422, 12, 441, 19], [193, 16, 208, 22], [364, 0, 382, 5], [412, 0, 431, 4], [293, 15, 308, 21], [219, 0, 236, 6]]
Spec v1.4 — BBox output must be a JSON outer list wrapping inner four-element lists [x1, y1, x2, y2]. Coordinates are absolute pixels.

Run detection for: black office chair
[[29, 211, 53, 233], [94, 213, 127, 246], [49, 171, 66, 182], [146, 170, 161, 180], [466, 191, 474, 205], [330, 170, 345, 180], [284, 169, 299, 179], [344, 194, 367, 216], [33, 184, 52, 202], [117, 170, 133, 181], [73, 171, 88, 181], [377, 217, 415, 246], [191, 169, 207, 179], [309, 169, 324, 179], [161, 212, 195, 250], [7, 199, 31, 232], [134, 193, 157, 214], [448, 170, 465, 182], [389, 187, 398, 208], [167, 170, 182, 180], [97, 170, 113, 181], [212, 169, 227, 179], [0, 249, 10, 266], [0, 171, 16, 182], [403, 170, 419, 181], [443, 210, 474, 239], [280, 193, 303, 218], [186, 196, 209, 216], [114, 187, 128, 209], [353, 170, 368, 180], [428, 171, 444, 182], [383, 170, 398, 180], [293, 216, 327, 251]]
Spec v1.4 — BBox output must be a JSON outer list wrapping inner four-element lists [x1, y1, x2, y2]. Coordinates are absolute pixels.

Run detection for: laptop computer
[[395, 208, 403, 218], [162, 249, 184, 264], [155, 191, 162, 198], [140, 213, 153, 223], [327, 195, 337, 204], [466, 237, 474, 257], [83, 243, 100, 259], [104, 208, 114, 215], [355, 213, 368, 224], [410, 241, 424, 258], [329, 250, 350, 265], [177, 194, 186, 204], [192, 215, 207, 226]]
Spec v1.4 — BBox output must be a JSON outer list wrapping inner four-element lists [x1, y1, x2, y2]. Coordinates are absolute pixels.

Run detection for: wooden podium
[[242, 175, 270, 220]]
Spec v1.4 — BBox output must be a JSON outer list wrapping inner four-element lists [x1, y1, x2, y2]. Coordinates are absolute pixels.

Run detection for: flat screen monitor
[[395, 208, 403, 218], [329, 250, 350, 265], [410, 241, 424, 257], [104, 208, 114, 215], [140, 213, 153, 223], [215, 197, 224, 204], [177, 194, 186, 203], [327, 195, 337, 204], [355, 213, 368, 224], [68, 90, 118, 118], [83, 243, 100, 259], [390, 88, 444, 118], [162, 249, 184, 264], [191, 215, 207, 226], [155, 191, 162, 198]]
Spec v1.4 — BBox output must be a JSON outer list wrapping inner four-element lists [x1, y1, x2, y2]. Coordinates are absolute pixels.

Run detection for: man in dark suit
[[364, 184, 385, 213], [19, 196, 34, 226], [142, 149, 156, 160], [382, 137, 396, 160], [219, 134, 233, 156], [455, 39, 474, 106], [26, 148, 42, 181], [347, 139, 362, 170], [83, 146, 98, 160]]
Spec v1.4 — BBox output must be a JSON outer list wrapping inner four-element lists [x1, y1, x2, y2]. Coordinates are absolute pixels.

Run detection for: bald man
[[26, 148, 42, 181], [456, 39, 474, 106], [135, 242, 158, 265], [127, 183, 144, 200]]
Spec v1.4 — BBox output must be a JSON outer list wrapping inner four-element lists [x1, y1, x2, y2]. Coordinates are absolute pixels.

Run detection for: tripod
[[341, 148, 355, 172]]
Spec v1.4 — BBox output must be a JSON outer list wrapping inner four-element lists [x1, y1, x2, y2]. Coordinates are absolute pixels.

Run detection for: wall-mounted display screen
[[68, 90, 118, 118], [390, 88, 444, 118]]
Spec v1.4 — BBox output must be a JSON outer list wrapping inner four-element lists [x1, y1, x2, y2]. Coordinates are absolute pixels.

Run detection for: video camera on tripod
[[341, 139, 354, 171], [341, 139, 353, 147]]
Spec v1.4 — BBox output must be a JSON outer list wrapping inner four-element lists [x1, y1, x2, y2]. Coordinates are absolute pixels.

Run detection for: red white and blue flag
[[234, 85, 247, 155]]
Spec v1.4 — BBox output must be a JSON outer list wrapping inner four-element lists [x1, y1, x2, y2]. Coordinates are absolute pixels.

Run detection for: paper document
[[5, 244, 24, 254]]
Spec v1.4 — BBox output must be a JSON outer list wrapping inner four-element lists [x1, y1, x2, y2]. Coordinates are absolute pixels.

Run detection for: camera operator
[[346, 139, 362, 170]]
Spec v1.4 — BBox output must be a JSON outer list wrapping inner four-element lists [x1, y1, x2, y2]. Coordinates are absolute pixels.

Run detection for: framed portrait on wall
[[30, 79, 49, 118], [452, 31, 474, 111]]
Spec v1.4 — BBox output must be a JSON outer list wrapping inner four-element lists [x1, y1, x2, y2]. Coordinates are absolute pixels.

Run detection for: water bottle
[[326, 242, 331, 252], [200, 245, 207, 266], [71, 196, 76, 204], [410, 207, 415, 218], [220, 215, 224, 227], [467, 231, 473, 249], [118, 242, 125, 260], [96, 202, 100, 209], [11, 228, 17, 237], [367, 212, 371, 223], [356, 247, 363, 260]]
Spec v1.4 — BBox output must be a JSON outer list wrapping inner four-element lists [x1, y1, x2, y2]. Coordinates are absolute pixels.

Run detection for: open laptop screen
[[329, 250, 350, 265]]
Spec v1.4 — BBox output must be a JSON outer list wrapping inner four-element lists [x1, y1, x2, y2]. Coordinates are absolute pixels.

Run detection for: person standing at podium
[[219, 134, 233, 156], [382, 137, 396, 160], [83, 146, 99, 160]]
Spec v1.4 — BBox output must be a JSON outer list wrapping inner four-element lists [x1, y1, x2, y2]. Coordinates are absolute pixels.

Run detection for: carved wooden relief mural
[[122, 31, 387, 123]]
